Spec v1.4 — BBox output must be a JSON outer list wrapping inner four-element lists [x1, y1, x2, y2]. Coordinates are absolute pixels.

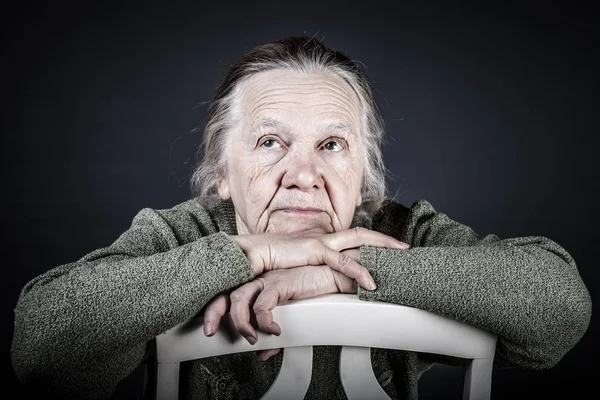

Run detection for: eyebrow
[[251, 117, 355, 136], [252, 117, 290, 132]]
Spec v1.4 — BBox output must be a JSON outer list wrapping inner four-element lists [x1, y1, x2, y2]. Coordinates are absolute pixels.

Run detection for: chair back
[[155, 294, 497, 400]]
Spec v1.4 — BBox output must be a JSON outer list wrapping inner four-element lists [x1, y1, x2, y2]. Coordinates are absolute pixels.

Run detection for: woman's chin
[[265, 212, 334, 234]]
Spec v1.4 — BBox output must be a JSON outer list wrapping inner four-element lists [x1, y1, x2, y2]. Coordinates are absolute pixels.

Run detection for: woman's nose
[[281, 152, 324, 191]]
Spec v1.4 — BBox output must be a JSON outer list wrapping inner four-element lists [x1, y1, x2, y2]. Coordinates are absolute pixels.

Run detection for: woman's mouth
[[279, 207, 324, 214]]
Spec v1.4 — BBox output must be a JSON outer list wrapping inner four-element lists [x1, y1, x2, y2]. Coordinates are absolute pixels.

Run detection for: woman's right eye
[[260, 138, 282, 149]]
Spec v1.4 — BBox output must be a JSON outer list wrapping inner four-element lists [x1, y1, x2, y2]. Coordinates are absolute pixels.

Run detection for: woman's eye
[[261, 139, 281, 149], [322, 140, 345, 152]]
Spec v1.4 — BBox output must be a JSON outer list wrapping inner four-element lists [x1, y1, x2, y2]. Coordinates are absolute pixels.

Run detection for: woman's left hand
[[202, 249, 360, 360]]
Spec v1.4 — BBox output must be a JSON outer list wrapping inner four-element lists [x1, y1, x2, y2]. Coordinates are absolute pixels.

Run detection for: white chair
[[155, 294, 497, 400]]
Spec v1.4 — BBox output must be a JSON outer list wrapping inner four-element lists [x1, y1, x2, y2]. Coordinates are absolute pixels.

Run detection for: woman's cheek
[[324, 149, 362, 184], [245, 163, 272, 197], [331, 160, 362, 197], [247, 164, 282, 232], [325, 169, 361, 229]]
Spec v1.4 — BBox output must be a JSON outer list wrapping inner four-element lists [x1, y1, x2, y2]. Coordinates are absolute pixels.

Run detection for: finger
[[326, 227, 410, 251], [257, 348, 281, 361], [253, 286, 283, 335], [342, 248, 360, 263], [322, 247, 377, 291], [203, 293, 231, 336], [229, 280, 264, 344], [331, 268, 359, 293]]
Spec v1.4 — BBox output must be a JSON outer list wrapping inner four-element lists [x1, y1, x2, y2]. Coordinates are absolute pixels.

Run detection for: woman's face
[[218, 69, 365, 234]]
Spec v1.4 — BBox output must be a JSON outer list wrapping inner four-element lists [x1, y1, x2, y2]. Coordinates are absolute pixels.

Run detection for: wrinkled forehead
[[235, 69, 363, 135]]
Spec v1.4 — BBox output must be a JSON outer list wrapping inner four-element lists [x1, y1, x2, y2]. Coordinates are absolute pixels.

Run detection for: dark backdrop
[[2, 1, 598, 399]]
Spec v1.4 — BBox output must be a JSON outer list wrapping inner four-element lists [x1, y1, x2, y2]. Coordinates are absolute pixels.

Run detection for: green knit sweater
[[11, 197, 592, 399]]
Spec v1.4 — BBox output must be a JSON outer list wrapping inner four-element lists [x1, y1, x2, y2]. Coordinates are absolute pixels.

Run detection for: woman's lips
[[279, 208, 324, 214]]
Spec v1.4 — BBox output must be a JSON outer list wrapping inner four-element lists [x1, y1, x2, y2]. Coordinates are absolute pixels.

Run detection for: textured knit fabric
[[11, 197, 592, 400]]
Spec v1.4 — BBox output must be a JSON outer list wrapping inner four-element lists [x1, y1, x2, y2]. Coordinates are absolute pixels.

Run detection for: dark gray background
[[2, 1, 598, 399]]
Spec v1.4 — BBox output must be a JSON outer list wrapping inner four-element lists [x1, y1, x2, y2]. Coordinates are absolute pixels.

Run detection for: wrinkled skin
[[218, 68, 365, 234], [204, 69, 409, 360]]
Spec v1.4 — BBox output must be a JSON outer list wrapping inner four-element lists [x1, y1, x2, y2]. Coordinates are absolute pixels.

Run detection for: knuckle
[[338, 252, 354, 271], [308, 237, 322, 248], [229, 290, 245, 303], [256, 277, 267, 287], [253, 302, 269, 315]]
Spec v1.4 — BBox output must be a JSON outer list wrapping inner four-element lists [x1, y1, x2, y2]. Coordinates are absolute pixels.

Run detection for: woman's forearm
[[358, 231, 591, 370], [11, 210, 254, 398]]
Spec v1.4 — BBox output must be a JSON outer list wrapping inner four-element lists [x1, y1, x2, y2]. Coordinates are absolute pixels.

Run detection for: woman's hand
[[231, 227, 409, 290], [203, 264, 358, 360]]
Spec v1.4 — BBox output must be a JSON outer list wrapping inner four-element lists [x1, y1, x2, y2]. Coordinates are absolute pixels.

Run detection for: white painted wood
[[155, 294, 497, 400], [463, 358, 494, 400], [340, 346, 390, 400], [261, 346, 313, 400], [156, 362, 179, 400]]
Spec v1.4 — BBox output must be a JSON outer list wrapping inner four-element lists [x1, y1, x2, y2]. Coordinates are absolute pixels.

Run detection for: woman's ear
[[356, 191, 363, 207], [217, 178, 231, 200]]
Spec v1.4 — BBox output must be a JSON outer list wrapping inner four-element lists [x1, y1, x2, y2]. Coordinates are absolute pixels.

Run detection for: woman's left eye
[[322, 139, 345, 152]]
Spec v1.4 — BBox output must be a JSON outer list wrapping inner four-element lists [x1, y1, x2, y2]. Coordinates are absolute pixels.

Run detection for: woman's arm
[[357, 199, 592, 370], [11, 201, 254, 399]]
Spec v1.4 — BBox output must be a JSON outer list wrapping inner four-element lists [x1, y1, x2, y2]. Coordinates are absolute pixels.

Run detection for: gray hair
[[189, 36, 387, 217]]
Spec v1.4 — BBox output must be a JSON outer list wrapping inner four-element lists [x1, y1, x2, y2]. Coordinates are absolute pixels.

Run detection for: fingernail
[[269, 323, 281, 336], [397, 242, 410, 249], [245, 335, 257, 345], [367, 278, 377, 291], [203, 322, 213, 336]]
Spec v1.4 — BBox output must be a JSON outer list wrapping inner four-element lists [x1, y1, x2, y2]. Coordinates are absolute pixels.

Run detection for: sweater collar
[[205, 196, 238, 235]]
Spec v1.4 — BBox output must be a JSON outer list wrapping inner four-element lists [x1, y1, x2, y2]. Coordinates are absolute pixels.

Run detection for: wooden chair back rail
[[155, 294, 497, 400]]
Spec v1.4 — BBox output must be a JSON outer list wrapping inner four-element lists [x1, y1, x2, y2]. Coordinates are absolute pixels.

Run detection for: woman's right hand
[[231, 227, 409, 291], [203, 264, 355, 359]]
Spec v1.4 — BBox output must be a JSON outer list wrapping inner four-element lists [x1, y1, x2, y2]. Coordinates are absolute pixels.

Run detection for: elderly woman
[[11, 36, 591, 400]]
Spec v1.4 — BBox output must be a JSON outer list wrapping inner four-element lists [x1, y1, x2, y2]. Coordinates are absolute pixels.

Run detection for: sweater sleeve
[[11, 202, 254, 399], [357, 199, 592, 370]]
